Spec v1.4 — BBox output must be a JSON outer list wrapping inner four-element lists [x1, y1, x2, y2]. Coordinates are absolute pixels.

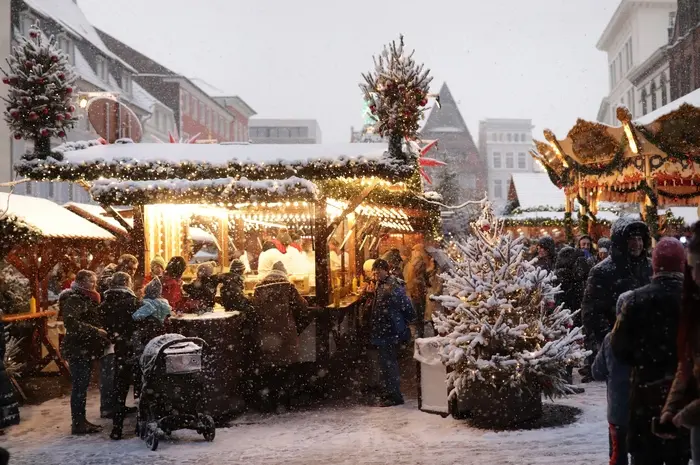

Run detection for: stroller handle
[[156, 337, 208, 359]]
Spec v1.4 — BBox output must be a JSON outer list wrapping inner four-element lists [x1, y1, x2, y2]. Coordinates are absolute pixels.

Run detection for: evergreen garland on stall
[[360, 35, 433, 164], [431, 202, 589, 407], [0, 213, 41, 260], [2, 25, 78, 159]]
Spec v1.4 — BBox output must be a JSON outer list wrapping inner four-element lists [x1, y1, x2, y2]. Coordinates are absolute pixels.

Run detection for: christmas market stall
[[530, 105, 699, 240], [0, 193, 118, 377]]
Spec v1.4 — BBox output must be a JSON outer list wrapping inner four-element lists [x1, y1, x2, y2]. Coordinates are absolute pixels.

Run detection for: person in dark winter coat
[[554, 246, 592, 326], [99, 272, 140, 440], [96, 254, 138, 419], [577, 235, 596, 263], [592, 294, 633, 465], [381, 249, 405, 282], [0, 315, 20, 430], [60, 270, 110, 435], [611, 237, 689, 465], [580, 218, 652, 382], [220, 259, 254, 313], [252, 261, 307, 411], [535, 236, 556, 271], [369, 259, 415, 407], [183, 262, 218, 312]]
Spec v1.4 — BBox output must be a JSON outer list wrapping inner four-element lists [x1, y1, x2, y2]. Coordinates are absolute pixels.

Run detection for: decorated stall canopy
[[531, 95, 700, 237]]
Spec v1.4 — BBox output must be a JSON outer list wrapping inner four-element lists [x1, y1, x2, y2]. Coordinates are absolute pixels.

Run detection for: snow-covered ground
[[4, 382, 608, 465]]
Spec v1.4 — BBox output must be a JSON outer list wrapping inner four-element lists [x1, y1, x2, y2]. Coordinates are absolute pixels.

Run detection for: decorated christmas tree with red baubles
[[360, 35, 435, 164], [2, 24, 78, 159]]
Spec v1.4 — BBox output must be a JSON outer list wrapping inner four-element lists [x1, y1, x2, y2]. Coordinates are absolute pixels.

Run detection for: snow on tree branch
[[427, 201, 589, 400]]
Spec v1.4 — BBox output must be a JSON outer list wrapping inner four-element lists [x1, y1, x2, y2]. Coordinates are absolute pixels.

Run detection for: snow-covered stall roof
[[64, 202, 133, 236], [0, 193, 114, 240], [23, 0, 136, 73], [635, 87, 700, 125], [509, 173, 566, 210], [89, 176, 318, 205], [189, 227, 216, 243], [16, 142, 413, 182]]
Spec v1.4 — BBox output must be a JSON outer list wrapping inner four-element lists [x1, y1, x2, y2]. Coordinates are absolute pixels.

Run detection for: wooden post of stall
[[132, 205, 147, 284], [314, 196, 330, 364]]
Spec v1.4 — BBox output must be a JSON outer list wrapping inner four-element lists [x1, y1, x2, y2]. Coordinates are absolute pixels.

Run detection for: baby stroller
[[136, 334, 215, 451]]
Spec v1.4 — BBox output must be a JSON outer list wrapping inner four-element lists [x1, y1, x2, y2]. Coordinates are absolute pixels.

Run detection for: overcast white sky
[[79, 0, 617, 144]]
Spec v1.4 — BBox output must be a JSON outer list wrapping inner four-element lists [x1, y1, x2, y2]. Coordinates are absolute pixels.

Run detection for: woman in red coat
[[160, 256, 187, 313]]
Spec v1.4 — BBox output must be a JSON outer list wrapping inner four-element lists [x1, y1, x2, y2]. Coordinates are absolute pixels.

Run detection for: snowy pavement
[[4, 383, 609, 465]]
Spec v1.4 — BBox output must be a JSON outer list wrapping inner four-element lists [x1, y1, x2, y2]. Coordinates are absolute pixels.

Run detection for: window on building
[[641, 88, 648, 115], [95, 56, 109, 81], [498, 133, 504, 142], [661, 73, 668, 106], [154, 111, 160, 130], [491, 132, 498, 142], [493, 152, 502, 169], [290, 127, 300, 137], [506, 133, 511, 142], [521, 133, 528, 142], [505, 152, 514, 169], [270, 128, 279, 138], [650, 81, 657, 111], [299, 127, 309, 138], [190, 96, 196, 117], [517, 152, 526, 169], [57, 35, 74, 65], [25, 181, 32, 195], [48, 181, 54, 198], [609, 63, 615, 88], [279, 128, 290, 138], [627, 88, 636, 116], [618, 53, 623, 78], [493, 179, 503, 199], [121, 71, 132, 95], [19, 14, 37, 37], [182, 92, 189, 114], [68, 184, 74, 202], [199, 103, 205, 124]]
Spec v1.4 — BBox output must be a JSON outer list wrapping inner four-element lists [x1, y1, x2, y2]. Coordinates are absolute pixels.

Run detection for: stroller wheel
[[146, 432, 159, 451]]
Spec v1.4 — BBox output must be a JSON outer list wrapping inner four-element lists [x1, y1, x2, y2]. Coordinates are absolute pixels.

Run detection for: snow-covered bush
[[0, 262, 31, 315], [431, 202, 588, 401]]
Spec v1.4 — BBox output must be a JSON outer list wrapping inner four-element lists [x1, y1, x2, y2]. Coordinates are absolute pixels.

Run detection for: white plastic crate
[[164, 353, 202, 374]]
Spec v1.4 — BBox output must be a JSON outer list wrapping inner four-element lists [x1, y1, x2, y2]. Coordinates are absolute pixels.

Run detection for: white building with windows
[[11, 0, 174, 203], [249, 118, 321, 144], [478, 118, 540, 211], [596, 0, 676, 124]]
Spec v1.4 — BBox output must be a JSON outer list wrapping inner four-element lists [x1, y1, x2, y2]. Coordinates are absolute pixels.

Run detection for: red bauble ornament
[[57, 130, 66, 138], [2, 77, 9, 85], [24, 60, 32, 68], [29, 31, 38, 38], [370, 105, 376, 114], [481, 224, 491, 232], [13, 133, 22, 140], [28, 111, 38, 121], [58, 73, 65, 80], [68, 105, 75, 112], [420, 98, 428, 106], [51, 55, 59, 62], [9, 77, 18, 85], [64, 112, 72, 120], [9, 109, 19, 119], [43, 108, 49, 115], [65, 87, 73, 94], [56, 114, 64, 121], [38, 78, 44, 84], [40, 128, 50, 137]]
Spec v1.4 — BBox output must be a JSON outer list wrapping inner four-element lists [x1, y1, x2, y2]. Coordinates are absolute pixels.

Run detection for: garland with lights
[[539, 139, 629, 189], [90, 177, 318, 206], [360, 35, 433, 164], [635, 105, 700, 166], [2, 25, 78, 159], [0, 212, 42, 259], [15, 149, 417, 183]]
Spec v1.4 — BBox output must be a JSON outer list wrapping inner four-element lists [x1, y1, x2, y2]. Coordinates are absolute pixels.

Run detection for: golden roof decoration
[[566, 119, 618, 161]]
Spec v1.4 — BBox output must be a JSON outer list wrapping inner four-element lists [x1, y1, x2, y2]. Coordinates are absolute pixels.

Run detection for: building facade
[[249, 118, 322, 144], [478, 119, 540, 211], [627, 44, 672, 118], [596, 0, 676, 124], [11, 0, 172, 203], [420, 82, 485, 204], [668, 0, 700, 100], [0, 0, 10, 187]]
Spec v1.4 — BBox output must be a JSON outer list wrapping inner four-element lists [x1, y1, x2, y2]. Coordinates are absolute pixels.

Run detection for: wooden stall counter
[[168, 310, 247, 422]]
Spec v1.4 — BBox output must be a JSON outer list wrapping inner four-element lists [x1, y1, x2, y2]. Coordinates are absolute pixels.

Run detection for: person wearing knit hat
[[144, 255, 166, 285], [610, 236, 688, 464], [229, 259, 246, 275], [221, 259, 254, 313]]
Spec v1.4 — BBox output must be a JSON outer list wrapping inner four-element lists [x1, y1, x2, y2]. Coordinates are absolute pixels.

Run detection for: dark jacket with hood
[[581, 218, 652, 348], [59, 287, 108, 360], [554, 246, 591, 326], [611, 271, 687, 455], [0, 317, 20, 428], [534, 236, 556, 272], [99, 287, 140, 363]]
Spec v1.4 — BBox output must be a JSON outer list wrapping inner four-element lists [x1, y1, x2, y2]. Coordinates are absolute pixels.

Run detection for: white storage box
[[164, 352, 202, 374]]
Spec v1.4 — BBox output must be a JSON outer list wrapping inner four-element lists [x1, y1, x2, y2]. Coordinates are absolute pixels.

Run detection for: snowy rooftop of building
[[189, 77, 231, 98], [0, 193, 114, 240], [635, 87, 700, 125], [509, 173, 566, 210], [23, 0, 136, 73]]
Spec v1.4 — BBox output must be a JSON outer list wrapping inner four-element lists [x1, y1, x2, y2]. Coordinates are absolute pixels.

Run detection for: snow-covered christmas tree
[[429, 201, 588, 427], [360, 35, 433, 163], [2, 24, 78, 159]]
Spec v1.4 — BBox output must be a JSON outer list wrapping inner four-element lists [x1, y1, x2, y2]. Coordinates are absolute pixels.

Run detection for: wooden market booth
[[0, 192, 119, 377], [530, 105, 700, 240], [16, 140, 441, 416]]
